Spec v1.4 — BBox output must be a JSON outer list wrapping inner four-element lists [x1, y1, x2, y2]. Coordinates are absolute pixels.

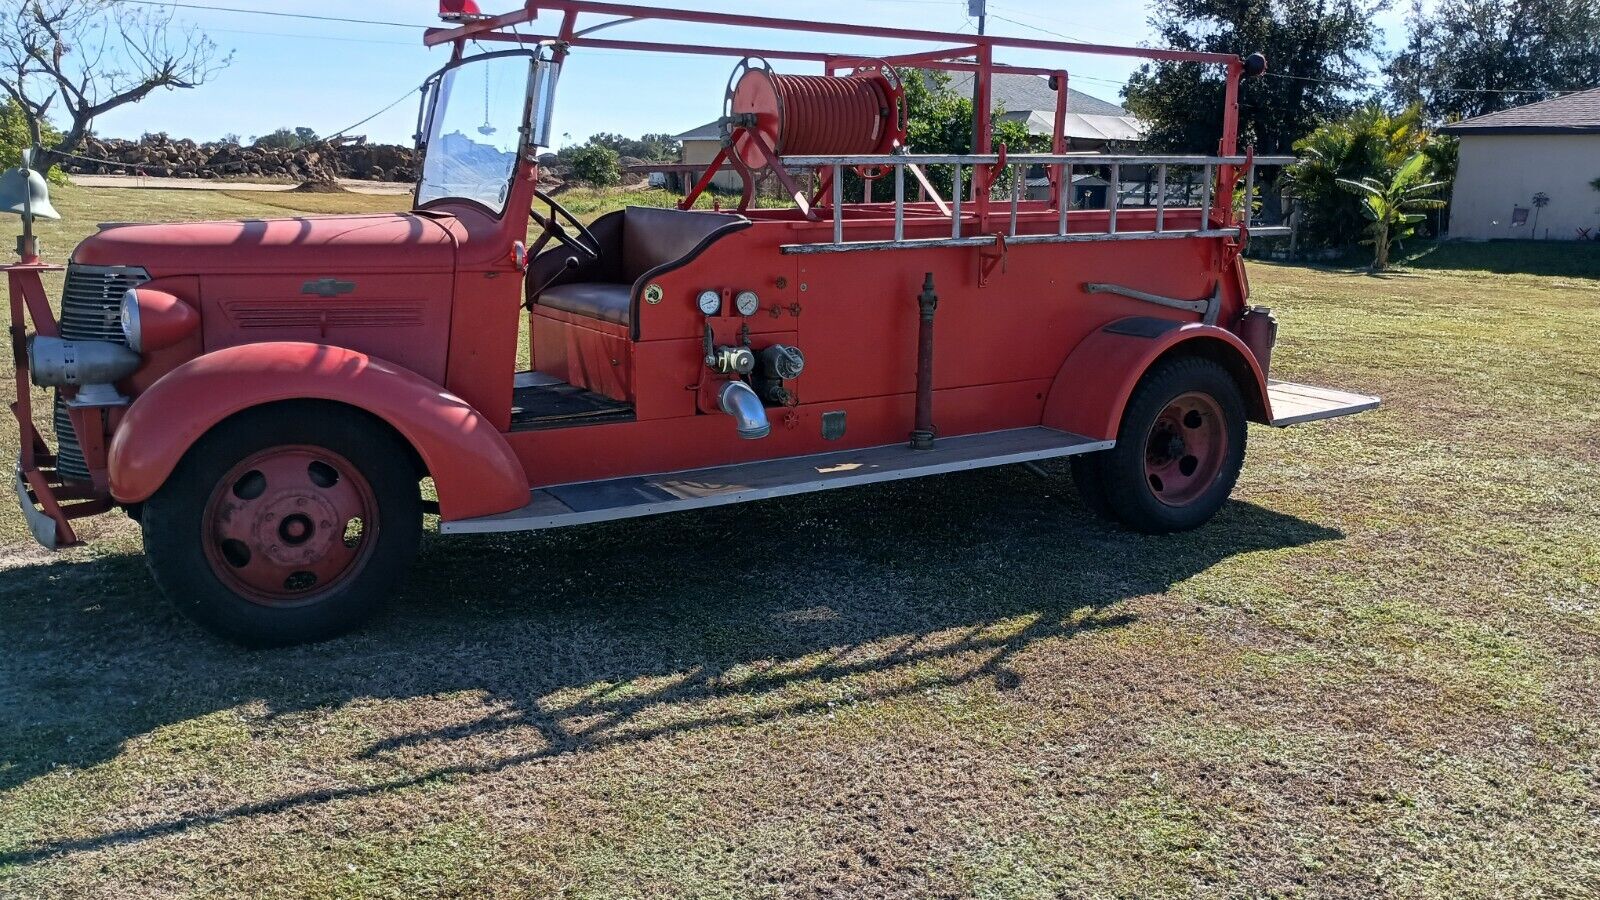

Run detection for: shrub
[[564, 142, 620, 187]]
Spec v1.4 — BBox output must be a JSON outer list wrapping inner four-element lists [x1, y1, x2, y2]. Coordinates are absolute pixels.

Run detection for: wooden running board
[[442, 427, 1112, 534], [1268, 380, 1380, 426]]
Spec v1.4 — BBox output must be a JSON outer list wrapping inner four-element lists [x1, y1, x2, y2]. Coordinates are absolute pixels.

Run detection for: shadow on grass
[[0, 463, 1340, 864]]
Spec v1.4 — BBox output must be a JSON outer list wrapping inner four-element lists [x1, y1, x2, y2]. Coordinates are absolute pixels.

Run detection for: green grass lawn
[[1, 185, 1597, 898]]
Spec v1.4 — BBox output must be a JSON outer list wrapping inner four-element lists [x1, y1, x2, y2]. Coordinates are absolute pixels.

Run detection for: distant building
[[1440, 88, 1600, 241], [672, 70, 1143, 193]]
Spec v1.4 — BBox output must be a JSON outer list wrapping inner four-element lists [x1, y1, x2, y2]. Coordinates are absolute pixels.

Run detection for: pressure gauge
[[697, 289, 722, 316], [734, 290, 761, 317]]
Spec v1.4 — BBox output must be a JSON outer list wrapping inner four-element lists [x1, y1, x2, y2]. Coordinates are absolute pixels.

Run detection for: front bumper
[[13, 463, 61, 550]]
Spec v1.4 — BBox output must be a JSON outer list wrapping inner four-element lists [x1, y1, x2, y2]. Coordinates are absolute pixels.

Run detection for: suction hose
[[717, 380, 771, 439]]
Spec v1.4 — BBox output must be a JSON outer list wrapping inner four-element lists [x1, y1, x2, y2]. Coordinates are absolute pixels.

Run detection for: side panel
[[1041, 320, 1271, 442], [108, 341, 529, 521]]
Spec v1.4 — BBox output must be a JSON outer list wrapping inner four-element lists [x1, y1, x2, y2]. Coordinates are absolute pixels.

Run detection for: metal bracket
[[1083, 281, 1222, 326]]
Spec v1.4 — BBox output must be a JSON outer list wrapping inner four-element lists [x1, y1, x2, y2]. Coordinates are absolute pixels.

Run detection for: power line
[[109, 0, 432, 30], [987, 13, 1084, 44]]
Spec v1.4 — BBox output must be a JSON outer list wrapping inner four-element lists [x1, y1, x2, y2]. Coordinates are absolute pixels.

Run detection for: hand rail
[[778, 153, 1297, 255]]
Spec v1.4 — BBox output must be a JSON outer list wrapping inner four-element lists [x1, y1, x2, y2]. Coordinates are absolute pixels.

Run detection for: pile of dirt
[[63, 134, 420, 183]]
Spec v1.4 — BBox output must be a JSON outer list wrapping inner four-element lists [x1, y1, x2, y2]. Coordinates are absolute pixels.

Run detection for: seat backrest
[[620, 207, 748, 284]]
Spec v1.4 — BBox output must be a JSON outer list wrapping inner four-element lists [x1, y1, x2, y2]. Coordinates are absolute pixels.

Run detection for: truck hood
[[72, 212, 456, 277]]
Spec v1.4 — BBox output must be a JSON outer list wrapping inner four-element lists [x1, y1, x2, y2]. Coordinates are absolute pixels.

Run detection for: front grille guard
[[6, 261, 114, 549]]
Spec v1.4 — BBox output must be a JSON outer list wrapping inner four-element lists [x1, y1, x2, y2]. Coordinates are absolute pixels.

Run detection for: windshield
[[416, 52, 555, 214]]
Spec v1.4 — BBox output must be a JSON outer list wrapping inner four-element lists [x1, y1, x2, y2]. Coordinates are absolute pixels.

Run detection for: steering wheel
[[529, 189, 601, 261]]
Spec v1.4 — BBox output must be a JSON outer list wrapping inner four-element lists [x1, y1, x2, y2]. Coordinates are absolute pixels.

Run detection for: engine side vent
[[60, 263, 150, 344]]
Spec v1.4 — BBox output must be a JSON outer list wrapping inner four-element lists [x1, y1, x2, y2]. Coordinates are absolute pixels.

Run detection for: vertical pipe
[[1200, 163, 1212, 229], [1155, 163, 1167, 233], [1058, 161, 1071, 235], [1243, 162, 1256, 229], [952, 163, 963, 239], [1217, 58, 1242, 227], [894, 164, 905, 242], [910, 272, 939, 451], [1050, 69, 1068, 210], [833, 164, 843, 244], [1108, 162, 1120, 233], [1008, 163, 1020, 237]]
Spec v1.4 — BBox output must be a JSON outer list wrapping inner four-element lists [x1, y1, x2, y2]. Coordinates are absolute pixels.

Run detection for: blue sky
[[85, 1, 1413, 148]]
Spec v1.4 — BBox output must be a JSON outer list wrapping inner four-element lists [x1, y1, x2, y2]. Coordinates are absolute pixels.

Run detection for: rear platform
[[1267, 381, 1380, 426]]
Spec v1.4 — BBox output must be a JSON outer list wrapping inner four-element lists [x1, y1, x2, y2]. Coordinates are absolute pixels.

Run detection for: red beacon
[[4, 3, 1377, 646]]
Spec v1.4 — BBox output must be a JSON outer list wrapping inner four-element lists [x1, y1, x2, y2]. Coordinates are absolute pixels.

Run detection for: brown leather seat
[[527, 206, 749, 331]]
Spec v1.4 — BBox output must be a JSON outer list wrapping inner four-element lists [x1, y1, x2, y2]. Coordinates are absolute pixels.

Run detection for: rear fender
[[108, 341, 528, 521], [1042, 318, 1270, 441]]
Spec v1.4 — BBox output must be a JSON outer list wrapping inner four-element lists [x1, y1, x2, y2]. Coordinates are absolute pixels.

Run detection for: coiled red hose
[[765, 73, 889, 154]]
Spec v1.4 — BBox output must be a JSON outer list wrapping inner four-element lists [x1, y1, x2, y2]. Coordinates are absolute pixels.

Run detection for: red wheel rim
[[1144, 391, 1228, 507], [201, 446, 380, 607]]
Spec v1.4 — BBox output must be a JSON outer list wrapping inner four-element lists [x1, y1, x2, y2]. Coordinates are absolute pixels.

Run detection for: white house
[[1441, 88, 1600, 241]]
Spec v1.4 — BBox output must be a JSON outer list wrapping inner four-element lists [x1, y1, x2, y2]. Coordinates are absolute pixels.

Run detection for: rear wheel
[[142, 404, 422, 646], [1071, 355, 1246, 533]]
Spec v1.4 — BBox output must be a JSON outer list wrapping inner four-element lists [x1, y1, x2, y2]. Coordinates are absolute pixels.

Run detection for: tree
[[252, 126, 318, 150], [586, 131, 680, 161], [890, 68, 1046, 201], [1122, 0, 1385, 155], [1287, 104, 1445, 247], [1, 96, 63, 180], [1337, 151, 1447, 270], [1387, 0, 1600, 120], [0, 0, 230, 174], [564, 142, 619, 186]]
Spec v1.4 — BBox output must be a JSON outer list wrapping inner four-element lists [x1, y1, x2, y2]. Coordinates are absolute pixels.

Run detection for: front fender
[[108, 342, 529, 521], [1042, 318, 1271, 441]]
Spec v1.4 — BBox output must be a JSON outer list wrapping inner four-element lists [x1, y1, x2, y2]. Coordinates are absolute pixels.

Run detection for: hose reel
[[680, 57, 908, 216], [724, 57, 907, 176]]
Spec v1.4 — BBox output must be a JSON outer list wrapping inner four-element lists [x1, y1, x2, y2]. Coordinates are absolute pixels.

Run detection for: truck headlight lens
[[119, 289, 142, 352]]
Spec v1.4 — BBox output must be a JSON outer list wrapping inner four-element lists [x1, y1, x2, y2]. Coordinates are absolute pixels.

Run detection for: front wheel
[[1071, 355, 1247, 533], [142, 403, 422, 646]]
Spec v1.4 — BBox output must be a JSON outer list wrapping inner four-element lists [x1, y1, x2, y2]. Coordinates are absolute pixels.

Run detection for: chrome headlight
[[119, 289, 142, 353]]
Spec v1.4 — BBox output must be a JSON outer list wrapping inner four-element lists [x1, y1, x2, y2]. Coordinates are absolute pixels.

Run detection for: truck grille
[[52, 264, 148, 483], [60, 263, 149, 344], [53, 393, 92, 482]]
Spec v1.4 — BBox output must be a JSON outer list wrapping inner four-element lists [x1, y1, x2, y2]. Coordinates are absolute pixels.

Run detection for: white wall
[[1448, 133, 1600, 241], [681, 138, 744, 191]]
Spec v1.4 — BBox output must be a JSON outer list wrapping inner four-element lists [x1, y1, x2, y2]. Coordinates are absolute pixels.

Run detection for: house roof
[[674, 120, 722, 142], [922, 71, 1143, 142], [930, 71, 1131, 119], [676, 71, 1144, 144], [1440, 87, 1600, 136]]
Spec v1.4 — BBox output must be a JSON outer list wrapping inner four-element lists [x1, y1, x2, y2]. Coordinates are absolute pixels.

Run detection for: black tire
[[1071, 355, 1247, 534], [141, 403, 422, 647]]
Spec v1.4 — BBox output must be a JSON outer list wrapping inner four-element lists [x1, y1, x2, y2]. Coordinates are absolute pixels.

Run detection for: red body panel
[[107, 341, 528, 521]]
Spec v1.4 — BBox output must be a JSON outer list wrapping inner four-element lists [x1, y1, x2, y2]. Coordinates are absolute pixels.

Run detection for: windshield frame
[[413, 48, 553, 218]]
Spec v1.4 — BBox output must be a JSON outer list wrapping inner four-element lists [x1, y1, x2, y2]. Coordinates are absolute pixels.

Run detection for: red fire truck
[[6, 1, 1377, 645]]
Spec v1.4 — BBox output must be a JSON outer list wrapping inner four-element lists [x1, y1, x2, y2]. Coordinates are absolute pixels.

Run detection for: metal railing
[[777, 153, 1296, 254]]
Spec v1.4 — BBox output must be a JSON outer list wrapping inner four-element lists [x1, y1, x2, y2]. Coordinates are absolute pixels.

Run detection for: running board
[[1268, 380, 1380, 426], [442, 427, 1113, 534]]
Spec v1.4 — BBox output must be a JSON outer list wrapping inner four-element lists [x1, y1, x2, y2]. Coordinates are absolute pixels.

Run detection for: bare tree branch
[[0, 0, 232, 172]]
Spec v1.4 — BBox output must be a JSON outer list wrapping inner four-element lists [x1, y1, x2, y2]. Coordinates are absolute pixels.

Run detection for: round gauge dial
[[697, 290, 722, 316], [734, 290, 761, 317]]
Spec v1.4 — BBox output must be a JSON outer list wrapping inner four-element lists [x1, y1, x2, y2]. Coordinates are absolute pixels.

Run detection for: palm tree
[[1336, 152, 1448, 271]]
